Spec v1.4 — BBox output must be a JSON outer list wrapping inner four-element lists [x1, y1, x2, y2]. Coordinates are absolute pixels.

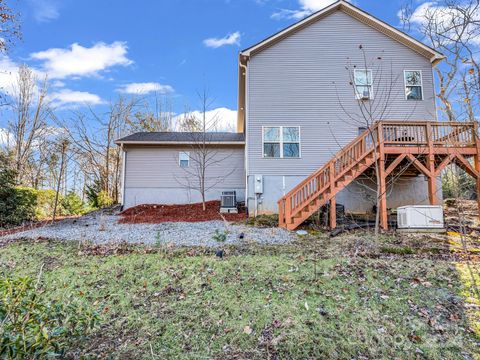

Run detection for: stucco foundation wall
[[124, 188, 245, 209], [247, 175, 442, 215]]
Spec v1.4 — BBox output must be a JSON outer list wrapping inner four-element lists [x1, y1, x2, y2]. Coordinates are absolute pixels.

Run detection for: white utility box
[[397, 205, 444, 229], [254, 175, 263, 194]]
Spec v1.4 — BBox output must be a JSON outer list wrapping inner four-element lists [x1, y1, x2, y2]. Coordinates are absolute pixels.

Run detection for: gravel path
[[0, 211, 296, 247]]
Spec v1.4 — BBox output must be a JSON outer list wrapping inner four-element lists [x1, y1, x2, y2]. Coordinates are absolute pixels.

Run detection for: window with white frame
[[263, 126, 300, 158], [354, 69, 373, 99], [179, 151, 190, 168], [404, 70, 423, 100]]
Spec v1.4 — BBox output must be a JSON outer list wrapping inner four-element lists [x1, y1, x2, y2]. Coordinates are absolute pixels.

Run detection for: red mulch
[[119, 201, 247, 224]]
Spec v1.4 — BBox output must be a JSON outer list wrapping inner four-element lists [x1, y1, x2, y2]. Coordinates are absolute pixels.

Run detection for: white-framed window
[[404, 70, 423, 100], [354, 69, 373, 100], [263, 126, 300, 158], [179, 151, 190, 168]]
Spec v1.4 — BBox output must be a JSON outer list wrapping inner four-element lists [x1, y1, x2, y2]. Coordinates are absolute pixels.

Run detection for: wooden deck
[[278, 121, 480, 231]]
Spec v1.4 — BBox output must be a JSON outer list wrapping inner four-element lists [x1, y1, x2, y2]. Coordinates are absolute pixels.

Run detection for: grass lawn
[[0, 233, 479, 359]]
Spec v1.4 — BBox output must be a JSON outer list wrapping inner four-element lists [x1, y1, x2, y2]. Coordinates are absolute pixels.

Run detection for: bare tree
[[127, 93, 174, 132], [8, 65, 50, 185], [0, 0, 21, 54], [400, 0, 480, 121], [52, 139, 68, 220], [176, 90, 235, 211]]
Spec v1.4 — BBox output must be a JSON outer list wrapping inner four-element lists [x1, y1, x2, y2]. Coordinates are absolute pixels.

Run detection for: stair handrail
[[280, 122, 380, 202], [278, 122, 381, 223]]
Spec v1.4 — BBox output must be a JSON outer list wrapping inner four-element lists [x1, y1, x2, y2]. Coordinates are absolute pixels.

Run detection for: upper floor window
[[179, 151, 190, 168], [263, 126, 300, 158], [404, 70, 423, 100], [354, 69, 373, 100]]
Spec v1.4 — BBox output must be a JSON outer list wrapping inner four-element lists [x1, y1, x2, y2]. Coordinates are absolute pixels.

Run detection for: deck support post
[[329, 162, 337, 229], [377, 124, 388, 231], [426, 123, 438, 205], [474, 122, 480, 222], [330, 196, 336, 230]]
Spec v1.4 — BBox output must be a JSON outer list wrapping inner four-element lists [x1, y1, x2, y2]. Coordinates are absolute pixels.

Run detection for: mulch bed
[[119, 201, 247, 224]]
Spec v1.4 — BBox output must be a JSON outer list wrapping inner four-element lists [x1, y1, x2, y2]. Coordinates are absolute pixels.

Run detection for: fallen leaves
[[243, 325, 253, 335]]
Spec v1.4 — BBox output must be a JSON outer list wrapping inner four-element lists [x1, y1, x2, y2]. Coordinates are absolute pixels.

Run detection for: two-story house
[[116, 1, 480, 230]]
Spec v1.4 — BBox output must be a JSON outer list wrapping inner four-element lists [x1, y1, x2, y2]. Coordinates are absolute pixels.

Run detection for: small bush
[[97, 191, 114, 208], [0, 276, 99, 359], [212, 229, 228, 242], [62, 191, 86, 215], [35, 189, 61, 219]]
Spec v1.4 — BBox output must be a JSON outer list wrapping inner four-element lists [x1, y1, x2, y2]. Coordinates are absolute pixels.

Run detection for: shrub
[[97, 191, 114, 208], [35, 189, 60, 219], [12, 187, 38, 224], [0, 276, 99, 359], [0, 154, 23, 227], [62, 191, 86, 215]]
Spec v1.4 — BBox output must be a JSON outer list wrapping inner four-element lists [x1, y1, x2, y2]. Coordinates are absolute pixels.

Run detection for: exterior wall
[[248, 175, 442, 215], [123, 145, 245, 209], [245, 9, 437, 214]]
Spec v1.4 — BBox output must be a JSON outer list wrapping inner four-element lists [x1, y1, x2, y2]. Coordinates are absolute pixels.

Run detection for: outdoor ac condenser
[[220, 191, 237, 213], [397, 205, 444, 230]]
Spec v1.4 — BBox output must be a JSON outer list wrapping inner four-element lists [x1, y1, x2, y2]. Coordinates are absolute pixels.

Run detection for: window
[[179, 151, 190, 168], [263, 126, 300, 158], [354, 69, 373, 99], [404, 70, 423, 100]]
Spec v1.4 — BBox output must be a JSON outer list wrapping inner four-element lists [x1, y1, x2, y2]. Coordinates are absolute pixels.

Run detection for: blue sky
[[0, 0, 419, 130]]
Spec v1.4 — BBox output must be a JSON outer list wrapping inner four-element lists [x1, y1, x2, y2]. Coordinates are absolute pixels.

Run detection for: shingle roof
[[115, 132, 245, 144]]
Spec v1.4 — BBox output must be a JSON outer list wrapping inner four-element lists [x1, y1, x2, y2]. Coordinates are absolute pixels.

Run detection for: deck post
[[329, 162, 337, 229], [474, 122, 480, 222], [426, 123, 438, 205], [377, 124, 388, 230], [329, 196, 336, 230]]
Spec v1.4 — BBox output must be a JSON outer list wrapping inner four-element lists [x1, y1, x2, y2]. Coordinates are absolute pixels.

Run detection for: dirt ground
[[119, 201, 247, 224]]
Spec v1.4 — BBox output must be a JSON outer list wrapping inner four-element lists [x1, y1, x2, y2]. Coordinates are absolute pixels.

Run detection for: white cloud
[[0, 128, 14, 148], [203, 32, 241, 48], [272, 0, 345, 20], [30, 41, 133, 79], [0, 56, 21, 91], [403, 2, 480, 46], [117, 82, 174, 95], [49, 89, 105, 108], [30, 0, 60, 23], [173, 107, 237, 132]]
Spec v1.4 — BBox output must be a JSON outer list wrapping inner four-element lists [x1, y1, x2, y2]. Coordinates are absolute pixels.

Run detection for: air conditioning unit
[[397, 205, 444, 230], [220, 191, 238, 213]]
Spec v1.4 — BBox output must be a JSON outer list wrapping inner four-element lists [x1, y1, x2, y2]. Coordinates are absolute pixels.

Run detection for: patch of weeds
[[245, 214, 278, 228], [212, 229, 229, 242], [380, 246, 416, 255]]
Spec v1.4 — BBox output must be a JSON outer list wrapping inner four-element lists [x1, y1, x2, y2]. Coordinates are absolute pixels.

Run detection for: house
[[116, 1, 480, 230]]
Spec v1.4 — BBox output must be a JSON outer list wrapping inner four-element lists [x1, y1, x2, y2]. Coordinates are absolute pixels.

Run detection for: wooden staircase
[[278, 121, 480, 231]]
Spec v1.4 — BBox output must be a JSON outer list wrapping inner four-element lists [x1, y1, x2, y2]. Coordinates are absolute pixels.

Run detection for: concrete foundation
[[246, 174, 442, 216]]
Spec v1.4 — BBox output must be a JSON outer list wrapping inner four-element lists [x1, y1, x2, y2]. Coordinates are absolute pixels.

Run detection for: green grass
[[0, 237, 478, 359]]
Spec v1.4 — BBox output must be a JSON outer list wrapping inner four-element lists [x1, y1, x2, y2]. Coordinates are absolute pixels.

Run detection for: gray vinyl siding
[[247, 10, 437, 177], [125, 145, 245, 189]]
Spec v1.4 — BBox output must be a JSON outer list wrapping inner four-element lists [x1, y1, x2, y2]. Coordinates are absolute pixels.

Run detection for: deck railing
[[278, 121, 478, 227]]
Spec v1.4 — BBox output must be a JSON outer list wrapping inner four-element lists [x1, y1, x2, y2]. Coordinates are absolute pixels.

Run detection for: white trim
[[404, 70, 424, 101], [262, 126, 301, 159], [354, 69, 374, 100], [240, 0, 444, 64]]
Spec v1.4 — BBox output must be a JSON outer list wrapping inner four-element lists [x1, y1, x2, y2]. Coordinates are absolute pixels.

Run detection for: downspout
[[239, 59, 250, 216], [121, 144, 126, 209]]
